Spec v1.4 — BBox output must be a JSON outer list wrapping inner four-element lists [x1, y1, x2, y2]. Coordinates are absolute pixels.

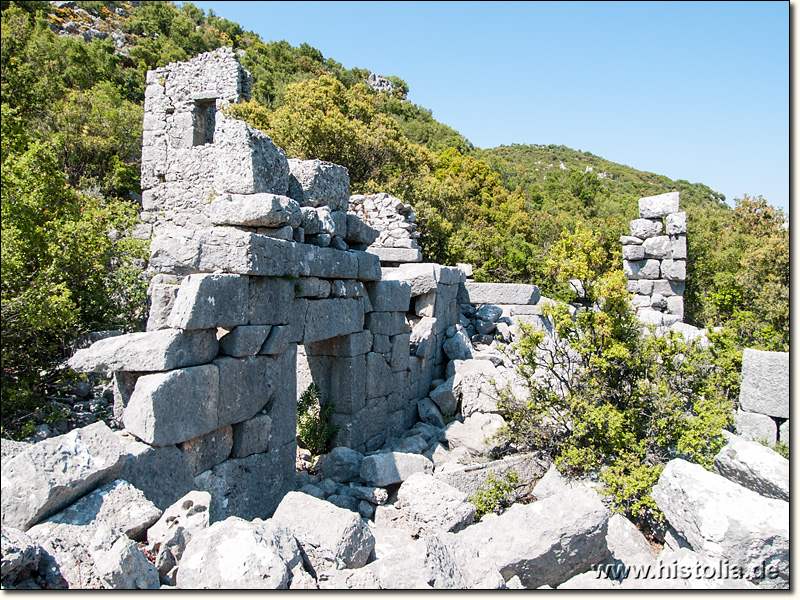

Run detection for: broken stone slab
[[179, 425, 234, 477], [114, 432, 195, 511], [287, 158, 350, 212], [396, 473, 476, 536], [167, 273, 249, 330], [462, 283, 541, 306], [176, 516, 302, 589], [734, 408, 777, 443], [67, 328, 218, 373], [43, 479, 161, 542], [194, 444, 295, 522], [1, 421, 126, 530], [91, 533, 161, 589], [434, 453, 548, 500], [629, 218, 663, 239], [453, 358, 503, 416], [1, 527, 41, 586], [272, 491, 374, 569], [316, 446, 365, 483], [258, 324, 292, 355], [205, 192, 302, 228], [651, 458, 788, 588], [123, 364, 219, 447], [712, 433, 789, 501], [603, 513, 657, 577], [367, 247, 422, 263], [429, 376, 458, 415], [383, 263, 439, 296], [443, 326, 474, 361], [147, 491, 213, 581], [443, 413, 506, 457], [218, 325, 272, 357], [360, 452, 434, 487], [638, 192, 680, 218], [738, 348, 789, 419], [532, 463, 584, 500], [454, 486, 611, 588], [418, 397, 446, 428]]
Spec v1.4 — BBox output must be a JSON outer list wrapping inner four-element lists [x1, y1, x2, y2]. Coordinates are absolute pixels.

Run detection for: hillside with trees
[[1, 0, 788, 445]]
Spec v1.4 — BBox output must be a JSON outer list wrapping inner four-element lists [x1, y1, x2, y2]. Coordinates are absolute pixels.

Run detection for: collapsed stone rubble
[[0, 49, 788, 590]]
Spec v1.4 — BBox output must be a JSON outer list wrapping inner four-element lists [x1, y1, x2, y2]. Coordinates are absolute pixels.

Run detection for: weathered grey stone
[[258, 225, 294, 240], [453, 359, 503, 416], [206, 193, 301, 228], [317, 447, 365, 483], [167, 273, 249, 329], [147, 490, 212, 580], [248, 276, 295, 325], [329, 354, 367, 414], [396, 473, 475, 536], [434, 453, 548, 500], [92, 534, 161, 589], [367, 247, 423, 263], [713, 433, 789, 501], [383, 263, 439, 295], [651, 279, 685, 297], [666, 295, 684, 319], [630, 218, 663, 239], [365, 280, 411, 312], [372, 334, 391, 353], [219, 325, 271, 357], [665, 211, 687, 234], [739, 348, 789, 418], [365, 311, 406, 336], [215, 354, 283, 428], [179, 426, 233, 476], [115, 432, 195, 511], [735, 408, 778, 443], [620, 235, 644, 245], [639, 192, 679, 218], [444, 413, 505, 456], [300, 205, 334, 236], [258, 324, 292, 355], [429, 376, 458, 415], [660, 259, 686, 281], [532, 463, 582, 500], [304, 298, 364, 344], [670, 234, 687, 259], [443, 327, 473, 361], [410, 316, 438, 359], [327, 494, 359, 513], [345, 213, 379, 245], [231, 413, 271, 458], [455, 486, 611, 588], [605, 513, 656, 572], [194, 444, 295, 522], [623, 259, 661, 280], [779, 419, 789, 445], [390, 333, 410, 372], [414, 290, 437, 317], [462, 283, 540, 305], [123, 364, 219, 447], [651, 458, 788, 588], [418, 397, 446, 428], [272, 491, 374, 569], [287, 159, 350, 211], [308, 330, 372, 357], [177, 517, 301, 589], [357, 251, 382, 281], [618, 547, 758, 589], [643, 235, 672, 259], [146, 283, 180, 331], [68, 328, 218, 373], [295, 277, 331, 298], [1, 527, 40, 585], [360, 452, 434, 487], [366, 352, 393, 399], [1, 422, 125, 530]]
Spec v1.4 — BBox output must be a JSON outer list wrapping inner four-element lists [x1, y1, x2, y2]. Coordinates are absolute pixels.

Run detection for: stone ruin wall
[[622, 191, 687, 326]]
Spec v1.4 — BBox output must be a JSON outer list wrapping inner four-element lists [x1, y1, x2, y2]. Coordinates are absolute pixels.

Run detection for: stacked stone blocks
[[735, 349, 789, 446], [622, 192, 686, 325]]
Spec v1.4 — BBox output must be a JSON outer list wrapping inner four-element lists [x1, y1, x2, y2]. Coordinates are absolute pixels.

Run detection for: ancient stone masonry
[[349, 193, 423, 264], [734, 348, 789, 445], [622, 192, 686, 326]]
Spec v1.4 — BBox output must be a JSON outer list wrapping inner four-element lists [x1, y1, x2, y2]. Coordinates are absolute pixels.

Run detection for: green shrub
[[468, 470, 521, 520], [296, 383, 339, 457]]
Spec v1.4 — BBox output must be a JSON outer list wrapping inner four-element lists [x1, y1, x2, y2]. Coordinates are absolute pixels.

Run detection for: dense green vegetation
[[1, 0, 788, 510]]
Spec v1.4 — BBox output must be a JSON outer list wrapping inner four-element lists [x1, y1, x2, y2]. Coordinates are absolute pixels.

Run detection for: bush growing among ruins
[[496, 224, 734, 523], [296, 383, 339, 457], [468, 470, 521, 521]]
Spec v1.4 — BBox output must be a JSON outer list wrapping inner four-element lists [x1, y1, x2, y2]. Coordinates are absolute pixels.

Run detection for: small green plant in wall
[[297, 382, 339, 457]]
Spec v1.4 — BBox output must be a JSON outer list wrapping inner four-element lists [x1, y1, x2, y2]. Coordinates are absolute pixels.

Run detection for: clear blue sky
[[184, 1, 789, 215]]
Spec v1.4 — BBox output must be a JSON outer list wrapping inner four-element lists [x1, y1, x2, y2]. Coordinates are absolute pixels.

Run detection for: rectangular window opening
[[192, 99, 216, 146]]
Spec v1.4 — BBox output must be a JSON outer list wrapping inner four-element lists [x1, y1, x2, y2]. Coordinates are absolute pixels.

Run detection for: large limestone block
[[365, 311, 407, 336], [304, 298, 365, 344], [316, 447, 365, 483], [231, 413, 272, 458], [1, 422, 125, 530], [651, 458, 788, 588], [167, 273, 249, 329], [68, 328, 218, 373], [739, 348, 789, 418], [383, 263, 439, 296], [345, 213, 379, 246], [307, 330, 372, 357], [248, 276, 294, 325], [146, 283, 179, 331], [455, 486, 611, 588], [357, 251, 382, 280], [660, 259, 686, 281], [147, 490, 212, 580], [92, 534, 160, 589], [396, 473, 476, 536], [219, 325, 272, 357], [434, 453, 548, 499], [713, 433, 789, 501], [623, 259, 661, 280], [366, 352, 393, 399], [115, 432, 195, 510], [630, 218, 663, 239], [287, 158, 350, 211], [329, 354, 367, 414], [444, 413, 506, 456], [666, 211, 687, 234], [360, 452, 434, 487], [42, 479, 161, 542], [123, 364, 219, 447], [453, 359, 503, 416], [365, 280, 411, 312], [206, 192, 301, 228], [214, 119, 289, 196], [638, 192, 680, 218], [462, 282, 541, 305], [177, 517, 301, 589], [366, 247, 423, 263], [214, 355, 273, 428], [272, 491, 374, 569], [179, 425, 234, 476], [642, 235, 672, 259], [1, 527, 40, 586], [194, 444, 295, 522]]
